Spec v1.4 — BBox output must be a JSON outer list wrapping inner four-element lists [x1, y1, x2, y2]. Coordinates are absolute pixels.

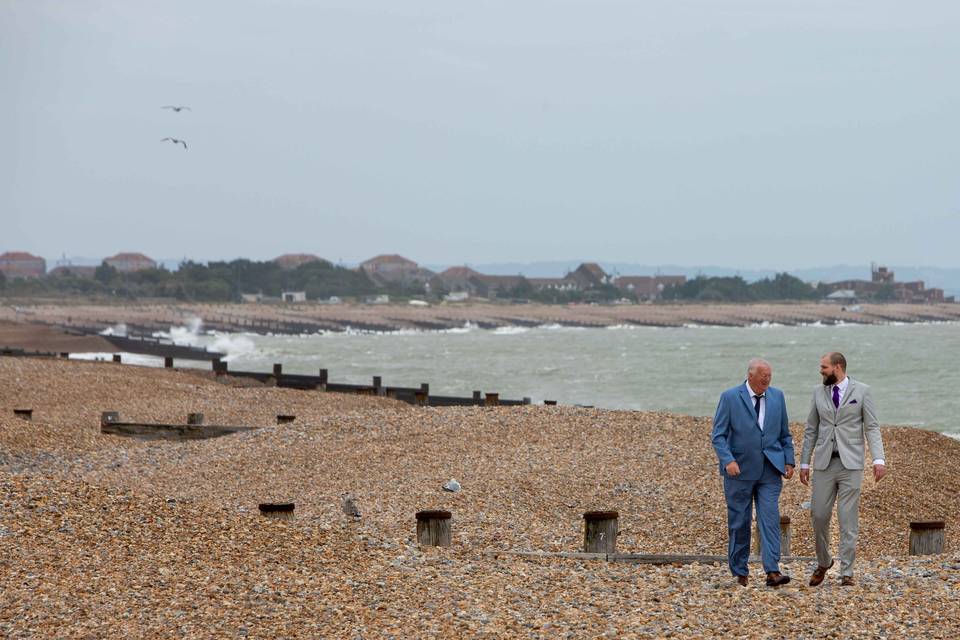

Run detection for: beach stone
[[442, 479, 461, 492]]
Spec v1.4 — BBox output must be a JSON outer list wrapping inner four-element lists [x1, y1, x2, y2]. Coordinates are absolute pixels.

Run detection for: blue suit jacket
[[711, 383, 795, 481]]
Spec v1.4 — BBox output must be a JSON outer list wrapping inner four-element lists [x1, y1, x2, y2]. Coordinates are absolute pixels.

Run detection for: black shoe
[[766, 571, 791, 587]]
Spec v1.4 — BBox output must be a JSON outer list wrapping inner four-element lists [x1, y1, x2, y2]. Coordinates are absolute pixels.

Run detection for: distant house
[[359, 254, 434, 285], [826, 289, 858, 303], [528, 277, 579, 292], [48, 265, 97, 279], [104, 252, 157, 273], [566, 263, 610, 289], [826, 264, 945, 303], [0, 251, 46, 279], [273, 253, 326, 270], [281, 291, 307, 303], [615, 275, 687, 300], [470, 274, 528, 299], [240, 293, 264, 303], [432, 266, 483, 295]]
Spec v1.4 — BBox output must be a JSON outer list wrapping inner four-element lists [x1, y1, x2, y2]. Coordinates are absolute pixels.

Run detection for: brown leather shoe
[[809, 560, 834, 587], [840, 576, 855, 587], [766, 572, 791, 587], [736, 575, 749, 587]]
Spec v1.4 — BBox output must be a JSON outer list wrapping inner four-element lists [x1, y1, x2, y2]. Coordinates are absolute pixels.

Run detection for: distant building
[[273, 253, 326, 270], [431, 266, 483, 295], [566, 263, 610, 289], [48, 265, 97, 279], [104, 252, 157, 273], [359, 254, 434, 286], [528, 277, 579, 292], [470, 274, 528, 299], [614, 275, 687, 300], [281, 291, 307, 303], [0, 251, 46, 279], [826, 264, 945, 303], [826, 289, 858, 303], [240, 293, 264, 303]]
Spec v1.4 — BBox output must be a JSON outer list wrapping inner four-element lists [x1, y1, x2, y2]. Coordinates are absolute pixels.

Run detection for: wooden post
[[319, 368, 328, 388], [212, 358, 221, 374], [416, 510, 452, 547], [414, 390, 428, 406], [273, 363, 283, 379], [277, 415, 296, 425], [372, 376, 382, 391], [544, 400, 557, 406], [522, 397, 532, 405], [164, 356, 174, 368], [112, 354, 122, 363], [258, 503, 295, 520], [187, 413, 204, 426], [485, 392, 500, 407], [753, 515, 792, 556], [910, 520, 946, 555], [60, 352, 70, 358], [583, 511, 618, 554], [100, 411, 120, 429], [13, 409, 33, 421], [473, 390, 482, 406]]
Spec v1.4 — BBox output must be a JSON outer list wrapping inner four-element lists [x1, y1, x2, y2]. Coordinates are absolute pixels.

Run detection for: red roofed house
[[0, 251, 46, 278], [431, 266, 483, 295], [273, 253, 327, 270], [566, 263, 611, 289], [359, 254, 434, 285], [104, 252, 157, 273]]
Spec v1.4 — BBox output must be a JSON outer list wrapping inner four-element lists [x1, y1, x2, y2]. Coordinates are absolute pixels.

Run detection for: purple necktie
[[832, 385, 840, 408]]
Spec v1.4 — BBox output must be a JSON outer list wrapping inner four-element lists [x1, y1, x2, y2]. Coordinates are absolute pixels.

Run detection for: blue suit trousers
[[722, 457, 783, 576]]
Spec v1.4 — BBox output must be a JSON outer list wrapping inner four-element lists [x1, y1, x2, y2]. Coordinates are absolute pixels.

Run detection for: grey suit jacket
[[801, 378, 885, 470]]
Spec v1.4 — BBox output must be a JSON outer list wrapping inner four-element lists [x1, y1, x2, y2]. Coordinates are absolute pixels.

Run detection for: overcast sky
[[3, 1, 959, 269]]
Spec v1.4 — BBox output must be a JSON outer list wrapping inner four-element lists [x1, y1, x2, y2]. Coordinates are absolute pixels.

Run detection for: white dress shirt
[[800, 375, 884, 468], [745, 382, 765, 431]]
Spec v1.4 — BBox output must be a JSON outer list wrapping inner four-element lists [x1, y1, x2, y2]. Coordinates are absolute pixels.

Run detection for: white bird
[[161, 137, 188, 150], [341, 494, 361, 519], [161, 105, 191, 112]]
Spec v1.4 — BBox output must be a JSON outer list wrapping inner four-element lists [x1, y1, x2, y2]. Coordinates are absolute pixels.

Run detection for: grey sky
[[3, 0, 959, 268]]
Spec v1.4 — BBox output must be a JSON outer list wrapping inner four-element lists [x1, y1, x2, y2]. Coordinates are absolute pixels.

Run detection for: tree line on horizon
[[0, 259, 849, 303]]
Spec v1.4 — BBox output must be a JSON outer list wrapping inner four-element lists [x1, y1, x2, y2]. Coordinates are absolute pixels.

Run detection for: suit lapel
[[761, 391, 774, 432], [739, 385, 755, 417], [840, 379, 856, 408]]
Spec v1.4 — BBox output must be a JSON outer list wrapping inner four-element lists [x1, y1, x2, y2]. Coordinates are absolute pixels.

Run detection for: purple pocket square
[[849, 399, 858, 404]]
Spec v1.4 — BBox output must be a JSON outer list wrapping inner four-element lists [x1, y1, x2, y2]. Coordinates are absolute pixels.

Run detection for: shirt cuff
[[873, 459, 885, 466], [799, 464, 810, 470]]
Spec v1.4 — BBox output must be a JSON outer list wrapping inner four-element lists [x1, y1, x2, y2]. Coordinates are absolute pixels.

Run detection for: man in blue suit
[[712, 358, 795, 587]]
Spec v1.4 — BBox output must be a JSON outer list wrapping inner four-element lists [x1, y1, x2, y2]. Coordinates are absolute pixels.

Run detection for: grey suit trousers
[[811, 455, 863, 576]]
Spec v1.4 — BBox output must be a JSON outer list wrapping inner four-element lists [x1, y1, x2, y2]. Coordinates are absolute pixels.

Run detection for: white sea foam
[[100, 323, 128, 337], [494, 326, 529, 335], [206, 332, 257, 362]]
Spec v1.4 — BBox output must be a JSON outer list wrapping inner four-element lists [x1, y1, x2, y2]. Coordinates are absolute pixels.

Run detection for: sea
[[80, 320, 960, 439]]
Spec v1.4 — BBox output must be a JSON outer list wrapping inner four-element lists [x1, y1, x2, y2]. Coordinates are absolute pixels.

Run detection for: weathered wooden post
[[319, 368, 328, 389], [909, 520, 946, 555], [276, 415, 296, 425], [544, 400, 558, 406], [100, 411, 120, 430], [753, 515, 792, 556], [164, 356, 174, 368], [212, 358, 221, 374], [485, 392, 500, 407], [420, 383, 429, 400], [372, 376, 382, 394], [187, 413, 204, 426], [60, 352, 70, 359], [414, 390, 428, 406], [273, 363, 283, 383], [473, 390, 483, 406], [13, 409, 33, 421], [112, 354, 122, 363], [583, 511, 618, 554], [522, 397, 532, 405], [416, 510, 452, 547], [258, 503, 295, 520]]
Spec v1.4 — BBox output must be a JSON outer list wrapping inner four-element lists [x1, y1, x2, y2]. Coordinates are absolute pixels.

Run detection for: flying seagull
[[161, 137, 188, 149], [161, 105, 191, 112]]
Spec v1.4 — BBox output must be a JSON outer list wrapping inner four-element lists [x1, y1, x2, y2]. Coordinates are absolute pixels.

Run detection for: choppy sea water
[[79, 321, 960, 439]]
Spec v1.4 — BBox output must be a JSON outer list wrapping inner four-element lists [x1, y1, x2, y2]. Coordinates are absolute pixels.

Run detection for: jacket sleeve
[[861, 386, 885, 462], [801, 392, 819, 466], [780, 391, 795, 466], [711, 393, 735, 469]]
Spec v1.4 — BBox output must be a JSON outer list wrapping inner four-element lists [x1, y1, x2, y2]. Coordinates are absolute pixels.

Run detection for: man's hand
[[725, 461, 741, 477], [783, 464, 794, 480], [873, 463, 887, 482], [799, 468, 810, 486]]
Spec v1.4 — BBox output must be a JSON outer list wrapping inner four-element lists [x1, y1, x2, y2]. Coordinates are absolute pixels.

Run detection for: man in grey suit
[[799, 352, 886, 587]]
